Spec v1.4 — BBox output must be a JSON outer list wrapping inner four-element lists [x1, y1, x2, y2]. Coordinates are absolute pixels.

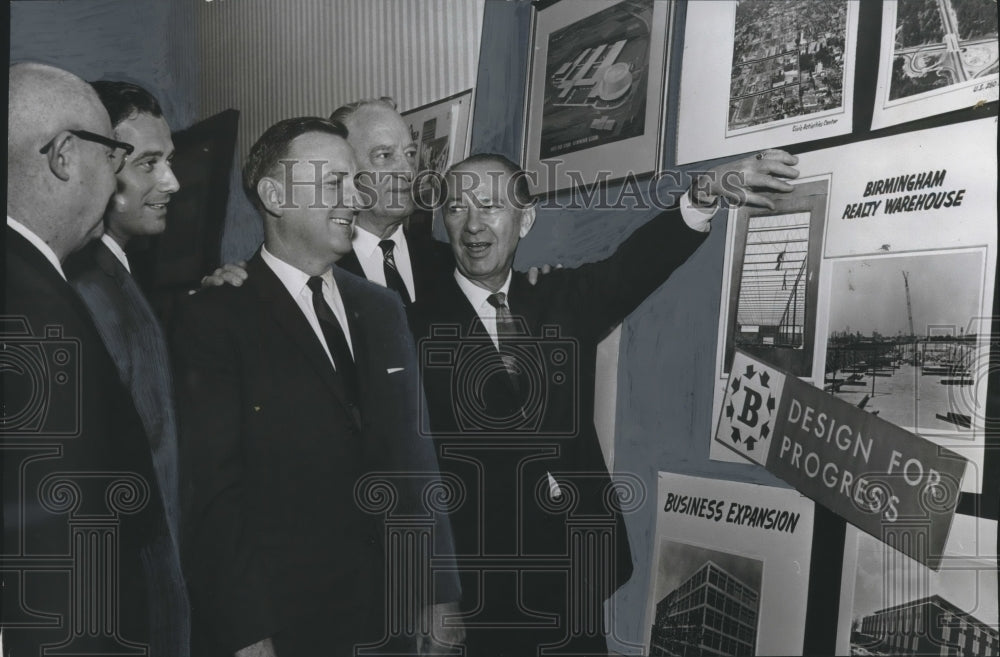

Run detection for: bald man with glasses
[[3, 62, 187, 655]]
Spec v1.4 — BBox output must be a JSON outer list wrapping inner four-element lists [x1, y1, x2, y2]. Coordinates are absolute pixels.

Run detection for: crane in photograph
[[901, 270, 915, 339]]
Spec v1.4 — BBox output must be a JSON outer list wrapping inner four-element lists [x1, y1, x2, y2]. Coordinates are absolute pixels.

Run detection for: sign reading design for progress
[[715, 350, 967, 570]]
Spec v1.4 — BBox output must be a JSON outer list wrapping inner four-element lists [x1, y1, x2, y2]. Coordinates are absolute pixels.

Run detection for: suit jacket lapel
[[248, 254, 361, 428]]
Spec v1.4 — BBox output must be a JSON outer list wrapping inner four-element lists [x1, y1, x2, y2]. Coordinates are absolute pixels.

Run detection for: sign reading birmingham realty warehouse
[[715, 351, 967, 570]]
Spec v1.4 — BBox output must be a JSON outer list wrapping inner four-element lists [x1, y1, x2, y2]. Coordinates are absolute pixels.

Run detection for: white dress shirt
[[351, 223, 417, 301], [260, 246, 354, 368], [7, 216, 67, 280], [101, 233, 131, 273], [453, 269, 512, 349]]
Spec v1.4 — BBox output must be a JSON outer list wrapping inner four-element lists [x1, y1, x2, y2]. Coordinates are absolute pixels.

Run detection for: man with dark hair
[[412, 150, 799, 656], [173, 117, 460, 657], [62, 78, 189, 655], [207, 97, 453, 305], [4, 62, 184, 655]]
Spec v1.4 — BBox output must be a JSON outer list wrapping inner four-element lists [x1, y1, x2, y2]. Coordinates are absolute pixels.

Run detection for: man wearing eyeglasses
[[3, 62, 183, 655], [63, 80, 190, 656]]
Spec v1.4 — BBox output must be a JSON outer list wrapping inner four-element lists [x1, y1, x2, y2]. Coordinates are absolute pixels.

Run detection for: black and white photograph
[[824, 250, 986, 437], [872, 0, 999, 129], [837, 517, 999, 656], [719, 181, 828, 378], [522, 0, 673, 194], [676, 0, 858, 164], [648, 542, 763, 657], [646, 473, 814, 656], [538, 0, 652, 159], [728, 0, 848, 133], [401, 89, 474, 205], [4, 1, 997, 656]]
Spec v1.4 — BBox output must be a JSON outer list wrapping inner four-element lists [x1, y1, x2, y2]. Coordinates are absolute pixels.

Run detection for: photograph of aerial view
[[889, 0, 999, 101], [824, 252, 986, 436], [539, 0, 653, 159], [728, 0, 847, 131]]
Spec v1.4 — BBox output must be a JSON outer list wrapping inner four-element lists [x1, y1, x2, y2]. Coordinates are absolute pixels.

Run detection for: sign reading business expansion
[[715, 351, 967, 570]]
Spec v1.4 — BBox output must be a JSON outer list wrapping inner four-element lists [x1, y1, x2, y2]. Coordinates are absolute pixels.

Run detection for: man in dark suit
[[173, 117, 461, 657], [412, 152, 799, 656], [3, 62, 185, 655], [63, 80, 189, 655]]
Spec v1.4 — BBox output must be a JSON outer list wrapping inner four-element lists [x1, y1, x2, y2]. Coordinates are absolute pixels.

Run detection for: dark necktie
[[307, 276, 358, 397], [378, 239, 411, 305]]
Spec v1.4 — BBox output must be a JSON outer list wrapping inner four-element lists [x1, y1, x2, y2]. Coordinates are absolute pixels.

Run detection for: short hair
[[445, 153, 534, 208], [242, 116, 348, 212], [90, 80, 163, 128], [328, 96, 398, 135]]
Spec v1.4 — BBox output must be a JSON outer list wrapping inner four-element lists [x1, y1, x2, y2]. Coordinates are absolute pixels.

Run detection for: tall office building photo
[[649, 560, 760, 657]]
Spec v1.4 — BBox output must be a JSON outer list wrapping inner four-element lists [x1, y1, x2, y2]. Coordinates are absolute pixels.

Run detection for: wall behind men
[[9, 0, 199, 132], [194, 0, 486, 262]]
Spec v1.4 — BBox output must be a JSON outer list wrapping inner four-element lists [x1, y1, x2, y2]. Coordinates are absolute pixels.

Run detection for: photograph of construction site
[[824, 250, 986, 437], [538, 0, 654, 159], [888, 0, 998, 101], [721, 181, 827, 378]]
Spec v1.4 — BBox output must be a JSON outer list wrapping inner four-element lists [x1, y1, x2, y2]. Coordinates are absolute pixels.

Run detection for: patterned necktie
[[486, 292, 517, 338], [486, 291, 524, 391], [378, 239, 412, 305], [307, 276, 358, 397]]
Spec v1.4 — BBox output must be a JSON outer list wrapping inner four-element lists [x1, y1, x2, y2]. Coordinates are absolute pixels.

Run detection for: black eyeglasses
[[39, 129, 135, 174]]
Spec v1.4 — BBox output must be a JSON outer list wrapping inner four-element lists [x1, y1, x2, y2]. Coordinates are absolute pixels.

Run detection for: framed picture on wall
[[870, 0, 999, 130], [401, 89, 474, 205], [521, 0, 674, 196], [676, 0, 859, 165]]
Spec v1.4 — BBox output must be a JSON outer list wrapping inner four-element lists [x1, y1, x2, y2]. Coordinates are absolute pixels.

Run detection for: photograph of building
[[540, 0, 653, 158], [853, 594, 999, 656], [728, 0, 847, 131], [648, 543, 762, 657], [889, 0, 999, 101], [824, 251, 986, 435]]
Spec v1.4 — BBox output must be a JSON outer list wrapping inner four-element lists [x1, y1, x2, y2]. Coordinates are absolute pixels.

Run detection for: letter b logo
[[737, 386, 763, 427]]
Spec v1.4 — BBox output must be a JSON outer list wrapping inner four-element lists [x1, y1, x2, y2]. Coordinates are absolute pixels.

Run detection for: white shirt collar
[[352, 222, 404, 260], [260, 244, 334, 300], [454, 268, 513, 312], [454, 268, 513, 348], [100, 234, 131, 273], [7, 216, 67, 280]]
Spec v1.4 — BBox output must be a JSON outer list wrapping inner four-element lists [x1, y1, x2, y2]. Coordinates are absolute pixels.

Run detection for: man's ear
[[257, 177, 284, 216], [43, 132, 74, 182], [518, 204, 536, 238]]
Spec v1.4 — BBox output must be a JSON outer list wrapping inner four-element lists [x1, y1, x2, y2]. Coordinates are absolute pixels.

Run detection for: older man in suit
[[63, 79, 189, 655], [4, 62, 185, 655], [173, 117, 461, 657], [412, 151, 799, 656]]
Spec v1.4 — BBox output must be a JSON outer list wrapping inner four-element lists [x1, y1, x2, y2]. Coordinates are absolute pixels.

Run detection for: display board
[[710, 118, 998, 502]]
